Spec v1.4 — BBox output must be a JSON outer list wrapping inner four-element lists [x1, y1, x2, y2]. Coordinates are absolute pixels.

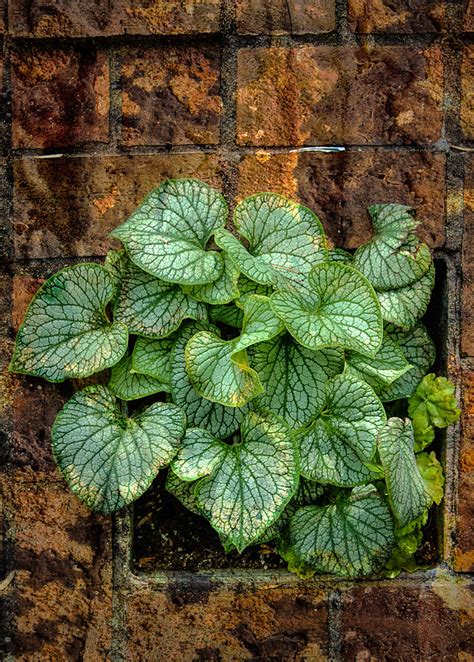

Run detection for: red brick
[[237, 46, 444, 147], [454, 369, 474, 572], [461, 46, 474, 140], [0, 477, 112, 660], [341, 576, 474, 660], [125, 583, 328, 660], [9, 0, 221, 36], [11, 45, 109, 149], [236, 0, 335, 34], [238, 150, 446, 249], [348, 0, 446, 33], [121, 47, 222, 146], [465, 0, 474, 31], [462, 157, 474, 357], [12, 153, 223, 259]]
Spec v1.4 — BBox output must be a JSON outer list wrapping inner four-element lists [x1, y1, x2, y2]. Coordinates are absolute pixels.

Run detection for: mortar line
[[327, 589, 343, 662]]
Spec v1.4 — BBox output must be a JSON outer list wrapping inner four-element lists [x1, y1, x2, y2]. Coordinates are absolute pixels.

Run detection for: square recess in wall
[[127, 257, 455, 576]]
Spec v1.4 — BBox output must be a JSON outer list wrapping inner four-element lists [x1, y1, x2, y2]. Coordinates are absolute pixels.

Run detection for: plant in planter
[[10, 179, 459, 578]]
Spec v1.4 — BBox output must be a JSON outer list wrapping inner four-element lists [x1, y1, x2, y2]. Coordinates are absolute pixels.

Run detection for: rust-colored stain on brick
[[348, 0, 446, 33], [124, 582, 328, 660], [465, 0, 474, 31], [11, 45, 110, 149], [121, 47, 223, 146], [237, 46, 444, 146], [0, 477, 112, 660], [239, 150, 446, 249], [9, 0, 221, 37], [236, 0, 335, 35], [12, 154, 223, 259], [455, 368, 474, 572]]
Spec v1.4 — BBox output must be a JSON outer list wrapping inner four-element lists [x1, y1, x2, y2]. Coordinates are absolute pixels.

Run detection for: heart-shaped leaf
[[345, 335, 412, 393], [171, 428, 228, 481], [113, 257, 207, 338], [182, 253, 240, 305], [251, 335, 344, 428], [186, 411, 298, 552], [131, 336, 175, 382], [170, 321, 248, 438], [111, 179, 227, 285], [353, 205, 432, 291], [165, 470, 201, 515], [109, 355, 170, 401], [214, 193, 327, 290], [185, 295, 284, 406], [298, 375, 386, 486], [376, 264, 435, 330], [281, 485, 395, 577], [379, 324, 435, 401], [51, 385, 185, 513], [378, 418, 432, 527], [271, 263, 383, 357], [10, 263, 128, 382]]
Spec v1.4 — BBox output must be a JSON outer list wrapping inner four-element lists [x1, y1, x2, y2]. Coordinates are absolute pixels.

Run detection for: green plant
[[10, 179, 460, 578]]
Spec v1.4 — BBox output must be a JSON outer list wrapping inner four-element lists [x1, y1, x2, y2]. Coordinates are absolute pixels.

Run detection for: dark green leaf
[[108, 355, 170, 401]]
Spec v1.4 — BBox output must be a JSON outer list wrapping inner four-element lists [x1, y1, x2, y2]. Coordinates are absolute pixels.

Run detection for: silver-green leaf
[[195, 411, 299, 552], [376, 264, 435, 330], [378, 418, 432, 528], [111, 179, 227, 285], [131, 336, 175, 382], [283, 485, 395, 577], [10, 263, 128, 382], [214, 193, 327, 290], [113, 258, 207, 338], [271, 263, 383, 357], [51, 385, 186, 513], [298, 375, 386, 486], [182, 253, 240, 305], [345, 334, 412, 393], [353, 205, 432, 291], [109, 355, 170, 401], [170, 321, 247, 438], [251, 334, 344, 428]]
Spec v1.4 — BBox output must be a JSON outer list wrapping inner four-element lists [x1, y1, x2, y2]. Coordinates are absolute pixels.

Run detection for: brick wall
[[0, 1, 473, 659]]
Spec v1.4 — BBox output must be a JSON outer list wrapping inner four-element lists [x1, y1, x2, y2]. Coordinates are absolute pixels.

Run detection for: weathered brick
[[348, 0, 446, 33], [461, 46, 474, 140], [238, 150, 446, 249], [236, 0, 335, 34], [124, 583, 328, 660], [121, 47, 222, 146], [0, 477, 112, 660], [11, 45, 109, 149], [340, 575, 474, 660], [13, 154, 223, 259], [465, 0, 474, 31], [237, 46, 443, 146], [9, 0, 221, 36], [462, 157, 474, 357], [454, 369, 474, 572]]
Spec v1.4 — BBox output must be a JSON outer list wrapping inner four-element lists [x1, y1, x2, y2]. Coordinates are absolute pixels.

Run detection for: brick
[[121, 47, 222, 146], [237, 46, 443, 147], [348, 0, 446, 33], [13, 153, 223, 259], [0, 477, 112, 659], [236, 0, 335, 34], [238, 150, 446, 249], [465, 0, 474, 31], [454, 369, 474, 572], [11, 45, 109, 149], [9, 0, 221, 37], [462, 157, 474, 358], [340, 576, 474, 660], [124, 583, 328, 660], [461, 47, 474, 140]]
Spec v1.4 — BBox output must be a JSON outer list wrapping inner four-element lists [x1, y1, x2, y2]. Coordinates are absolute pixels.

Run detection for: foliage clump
[[10, 179, 460, 578]]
